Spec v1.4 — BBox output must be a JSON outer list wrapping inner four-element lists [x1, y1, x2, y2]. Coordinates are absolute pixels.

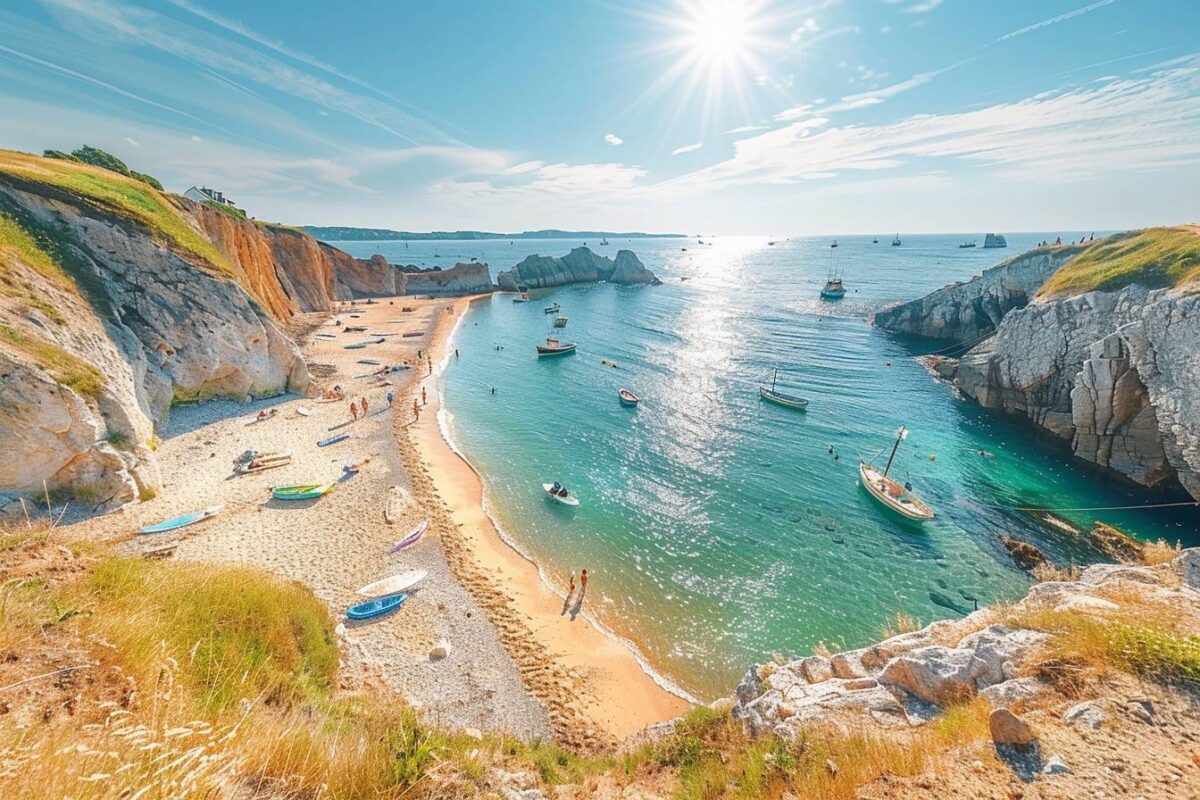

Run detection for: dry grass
[[1142, 538, 1183, 566], [1031, 561, 1082, 583], [1039, 226, 1200, 296], [879, 612, 921, 640], [0, 149, 232, 276]]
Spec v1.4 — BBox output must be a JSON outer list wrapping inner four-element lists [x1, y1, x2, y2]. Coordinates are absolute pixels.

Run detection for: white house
[[183, 186, 236, 207]]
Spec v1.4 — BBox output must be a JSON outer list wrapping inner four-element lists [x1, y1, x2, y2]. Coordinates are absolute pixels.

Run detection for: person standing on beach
[[455, 348, 459, 359], [386, 390, 394, 407], [580, 569, 588, 596], [567, 571, 576, 599], [350, 400, 358, 421], [361, 396, 368, 416], [422, 386, 427, 406], [412, 399, 420, 421], [427, 357, 433, 376]]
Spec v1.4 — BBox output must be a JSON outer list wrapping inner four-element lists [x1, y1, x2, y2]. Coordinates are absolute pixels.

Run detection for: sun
[[682, 1, 753, 71]]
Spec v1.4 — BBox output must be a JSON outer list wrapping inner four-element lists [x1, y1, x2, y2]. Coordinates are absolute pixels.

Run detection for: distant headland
[[301, 226, 684, 242]]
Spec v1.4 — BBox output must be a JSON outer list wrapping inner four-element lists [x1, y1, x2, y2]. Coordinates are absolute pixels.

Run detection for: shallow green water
[[340, 234, 1199, 700]]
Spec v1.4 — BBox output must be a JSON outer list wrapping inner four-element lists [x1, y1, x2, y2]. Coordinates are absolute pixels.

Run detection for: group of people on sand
[[323, 385, 345, 401], [566, 569, 589, 604], [349, 395, 370, 420]]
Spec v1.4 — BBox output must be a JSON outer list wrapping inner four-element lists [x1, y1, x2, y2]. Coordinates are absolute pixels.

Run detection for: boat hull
[[759, 387, 809, 410], [536, 344, 576, 357], [389, 520, 429, 553], [272, 482, 335, 501], [357, 569, 428, 598], [820, 290, 846, 299], [138, 504, 223, 535], [346, 593, 408, 621], [542, 483, 580, 506], [619, 390, 639, 407], [859, 463, 934, 521]]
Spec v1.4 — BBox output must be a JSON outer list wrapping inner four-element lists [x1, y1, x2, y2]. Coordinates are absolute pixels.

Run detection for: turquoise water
[[337, 235, 1200, 700]]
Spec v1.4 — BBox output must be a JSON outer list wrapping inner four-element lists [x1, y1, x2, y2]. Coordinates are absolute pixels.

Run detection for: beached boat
[[553, 315, 568, 328], [619, 389, 639, 407], [389, 519, 429, 552], [384, 485, 410, 524], [543, 303, 560, 314], [356, 569, 428, 598], [344, 342, 368, 350], [138, 504, 223, 535], [536, 338, 576, 357], [315, 333, 337, 339], [859, 427, 934, 521], [318, 433, 349, 447], [237, 454, 292, 474], [401, 331, 423, 338], [344, 326, 367, 332], [346, 593, 408, 621], [272, 482, 336, 501], [542, 482, 580, 506], [759, 369, 809, 410], [358, 359, 381, 365]]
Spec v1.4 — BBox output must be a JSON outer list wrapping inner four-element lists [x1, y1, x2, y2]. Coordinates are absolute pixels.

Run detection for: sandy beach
[[68, 294, 685, 749]]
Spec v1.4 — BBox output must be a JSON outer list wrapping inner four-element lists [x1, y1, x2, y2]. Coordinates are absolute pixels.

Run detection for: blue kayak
[[138, 504, 223, 535], [346, 592, 408, 621]]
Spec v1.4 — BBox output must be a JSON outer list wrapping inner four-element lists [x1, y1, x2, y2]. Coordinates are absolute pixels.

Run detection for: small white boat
[[356, 569, 429, 598], [542, 482, 579, 506], [543, 303, 561, 314], [859, 427, 934, 521], [759, 369, 808, 410], [619, 388, 639, 407], [536, 338, 576, 357], [513, 293, 531, 303]]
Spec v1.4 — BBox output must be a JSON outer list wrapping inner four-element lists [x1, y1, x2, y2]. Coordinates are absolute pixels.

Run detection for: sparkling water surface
[[336, 234, 1200, 700]]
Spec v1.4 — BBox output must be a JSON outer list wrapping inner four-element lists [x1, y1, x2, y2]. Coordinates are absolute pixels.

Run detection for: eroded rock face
[[874, 246, 1083, 341], [403, 262, 494, 296], [0, 181, 318, 510], [495, 247, 658, 290]]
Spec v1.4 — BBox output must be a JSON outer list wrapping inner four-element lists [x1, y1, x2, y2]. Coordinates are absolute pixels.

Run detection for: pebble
[[1063, 700, 1106, 730], [989, 708, 1037, 745]]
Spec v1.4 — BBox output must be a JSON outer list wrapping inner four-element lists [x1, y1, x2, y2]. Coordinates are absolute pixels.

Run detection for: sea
[[334, 234, 1200, 701]]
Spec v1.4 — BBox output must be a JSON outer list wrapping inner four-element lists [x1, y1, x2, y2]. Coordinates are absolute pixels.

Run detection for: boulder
[[860, 630, 935, 670], [798, 655, 833, 683], [1177, 549, 1200, 591], [959, 625, 1049, 687], [1063, 700, 1106, 730], [980, 678, 1046, 709], [1000, 535, 1047, 572], [1079, 563, 1157, 586], [830, 650, 869, 679], [879, 646, 988, 705], [989, 708, 1037, 744]]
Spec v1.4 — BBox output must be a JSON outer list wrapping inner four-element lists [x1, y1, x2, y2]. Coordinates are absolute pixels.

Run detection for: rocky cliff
[[874, 230, 1200, 500], [874, 245, 1084, 342], [495, 247, 657, 291], [402, 261, 493, 296], [0, 150, 397, 512]]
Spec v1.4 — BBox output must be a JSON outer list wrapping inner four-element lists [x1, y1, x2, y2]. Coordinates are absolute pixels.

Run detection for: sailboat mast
[[882, 426, 906, 478], [772, 368, 778, 391]]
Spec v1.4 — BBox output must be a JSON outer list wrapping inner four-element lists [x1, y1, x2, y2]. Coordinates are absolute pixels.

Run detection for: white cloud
[[661, 57, 1200, 191], [789, 18, 819, 42], [997, 0, 1117, 42], [725, 124, 769, 135], [671, 143, 702, 155], [904, 0, 943, 13], [124, 137, 139, 146], [604, 133, 624, 146]]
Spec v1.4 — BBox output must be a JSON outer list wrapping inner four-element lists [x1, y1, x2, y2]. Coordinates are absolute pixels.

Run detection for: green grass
[[202, 198, 247, 219], [0, 323, 104, 397], [0, 209, 77, 292], [0, 149, 234, 276], [1040, 226, 1200, 296]]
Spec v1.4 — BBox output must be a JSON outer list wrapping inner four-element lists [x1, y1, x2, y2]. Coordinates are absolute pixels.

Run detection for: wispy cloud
[[662, 57, 1200, 191], [904, 0, 944, 13], [725, 124, 770, 135], [997, 0, 1118, 42], [774, 64, 957, 120], [604, 133, 624, 146], [671, 143, 702, 155]]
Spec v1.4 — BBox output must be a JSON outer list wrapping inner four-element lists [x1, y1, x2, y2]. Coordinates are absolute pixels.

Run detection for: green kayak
[[272, 482, 336, 501]]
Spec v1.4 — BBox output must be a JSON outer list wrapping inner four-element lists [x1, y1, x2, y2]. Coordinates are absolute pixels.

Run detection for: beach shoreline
[[407, 294, 690, 742]]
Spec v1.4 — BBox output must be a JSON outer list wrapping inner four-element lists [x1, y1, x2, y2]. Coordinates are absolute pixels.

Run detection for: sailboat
[[891, 234, 902, 247], [759, 368, 809, 410], [859, 427, 934, 521]]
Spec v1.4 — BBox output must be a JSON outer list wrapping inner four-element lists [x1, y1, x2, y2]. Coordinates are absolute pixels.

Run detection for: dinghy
[[544, 303, 561, 314], [389, 519, 428, 552], [356, 569, 428, 598], [272, 482, 336, 501], [759, 369, 809, 410], [296, 406, 311, 417], [536, 338, 576, 357], [344, 326, 367, 332], [318, 433, 349, 447], [138, 504, 223, 535], [512, 293, 531, 303], [401, 332, 423, 338], [619, 389, 639, 407], [346, 593, 408, 621], [358, 359, 381, 365], [542, 482, 580, 506], [859, 427, 934, 521], [344, 342, 368, 350], [315, 333, 337, 340]]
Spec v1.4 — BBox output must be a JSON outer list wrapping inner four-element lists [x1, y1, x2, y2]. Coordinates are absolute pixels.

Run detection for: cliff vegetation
[[1039, 225, 1200, 296]]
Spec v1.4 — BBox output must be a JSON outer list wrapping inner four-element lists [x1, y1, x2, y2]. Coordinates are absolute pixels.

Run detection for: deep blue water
[[336, 234, 1199, 700]]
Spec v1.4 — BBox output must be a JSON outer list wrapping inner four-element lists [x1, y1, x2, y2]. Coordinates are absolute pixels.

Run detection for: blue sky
[[1, 0, 1198, 234]]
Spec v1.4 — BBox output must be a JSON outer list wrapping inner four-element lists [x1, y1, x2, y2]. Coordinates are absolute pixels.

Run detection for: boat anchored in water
[[820, 240, 846, 299], [618, 388, 639, 407], [958, 240, 976, 248], [553, 315, 568, 328], [759, 368, 809, 410], [891, 234, 902, 246], [513, 292, 531, 303], [543, 481, 580, 506], [544, 303, 561, 314], [536, 337, 576, 357], [859, 426, 934, 521]]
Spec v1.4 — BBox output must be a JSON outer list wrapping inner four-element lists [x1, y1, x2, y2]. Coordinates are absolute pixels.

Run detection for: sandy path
[[73, 297, 550, 739], [408, 296, 689, 745]]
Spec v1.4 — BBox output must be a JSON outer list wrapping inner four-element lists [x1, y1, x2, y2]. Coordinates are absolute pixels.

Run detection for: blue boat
[[346, 592, 408, 621], [318, 433, 349, 447], [138, 504, 223, 535]]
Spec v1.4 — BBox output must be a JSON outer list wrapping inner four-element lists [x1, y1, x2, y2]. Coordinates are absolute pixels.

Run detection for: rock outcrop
[[495, 247, 657, 291], [0, 154, 410, 512], [402, 262, 493, 296], [732, 550, 1198, 741], [875, 238, 1200, 500], [874, 245, 1083, 342]]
